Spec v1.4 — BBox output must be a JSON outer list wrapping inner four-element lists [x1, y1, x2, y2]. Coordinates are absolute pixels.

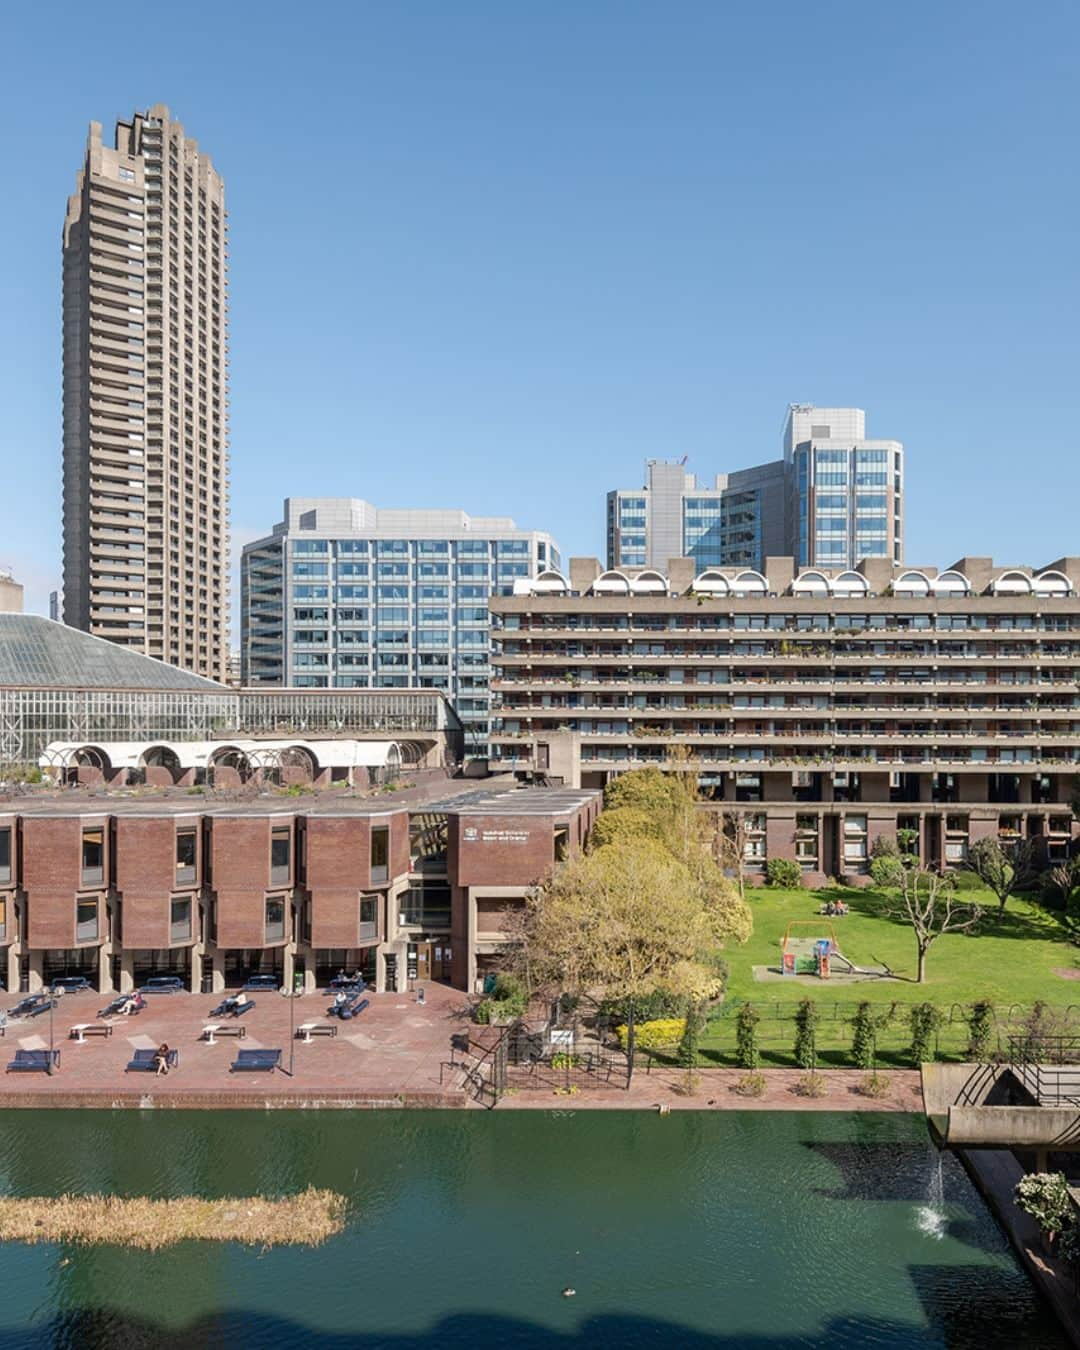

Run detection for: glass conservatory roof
[[0, 615, 228, 692]]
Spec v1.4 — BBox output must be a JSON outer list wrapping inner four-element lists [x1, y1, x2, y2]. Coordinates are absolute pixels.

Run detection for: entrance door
[[431, 944, 452, 982], [415, 943, 432, 981]]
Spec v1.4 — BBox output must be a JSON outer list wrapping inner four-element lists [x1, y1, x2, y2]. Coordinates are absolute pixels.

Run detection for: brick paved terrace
[[0, 981, 922, 1111]]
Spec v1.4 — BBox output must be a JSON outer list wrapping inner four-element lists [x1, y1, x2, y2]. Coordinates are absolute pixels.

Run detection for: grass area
[[689, 883, 1080, 1068]]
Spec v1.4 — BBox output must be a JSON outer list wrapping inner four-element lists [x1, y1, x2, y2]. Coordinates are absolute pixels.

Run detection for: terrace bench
[[125, 1048, 179, 1073], [201, 1023, 247, 1044], [69, 1023, 112, 1043], [296, 1022, 337, 1043], [209, 997, 256, 1019], [7, 1049, 59, 1073], [230, 1048, 281, 1073]]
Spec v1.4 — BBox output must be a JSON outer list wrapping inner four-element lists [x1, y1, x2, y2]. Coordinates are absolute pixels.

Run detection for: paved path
[[0, 987, 922, 1110]]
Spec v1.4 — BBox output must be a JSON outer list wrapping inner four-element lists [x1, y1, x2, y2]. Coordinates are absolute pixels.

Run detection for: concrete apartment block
[[490, 555, 1080, 884], [62, 105, 229, 680]]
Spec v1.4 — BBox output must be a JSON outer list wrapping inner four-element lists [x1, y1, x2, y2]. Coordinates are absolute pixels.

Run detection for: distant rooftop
[[0, 615, 227, 692]]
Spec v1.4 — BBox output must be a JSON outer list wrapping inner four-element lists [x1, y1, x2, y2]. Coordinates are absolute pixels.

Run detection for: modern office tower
[[607, 459, 787, 573], [241, 498, 560, 753], [490, 554, 1080, 878], [606, 405, 902, 573], [784, 405, 903, 569], [62, 105, 229, 680]]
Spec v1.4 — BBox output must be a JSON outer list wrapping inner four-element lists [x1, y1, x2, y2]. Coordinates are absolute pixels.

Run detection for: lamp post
[[47, 982, 57, 1076], [288, 971, 296, 1077]]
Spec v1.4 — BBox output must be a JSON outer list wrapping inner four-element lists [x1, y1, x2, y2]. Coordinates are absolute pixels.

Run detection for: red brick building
[[0, 787, 599, 996]]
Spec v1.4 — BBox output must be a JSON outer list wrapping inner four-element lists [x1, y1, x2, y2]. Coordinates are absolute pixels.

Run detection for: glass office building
[[241, 498, 559, 754], [607, 406, 903, 575]]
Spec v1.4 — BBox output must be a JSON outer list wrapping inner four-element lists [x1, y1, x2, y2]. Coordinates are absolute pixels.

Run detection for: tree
[[512, 838, 746, 1006], [965, 837, 1038, 913], [793, 998, 819, 1070], [715, 811, 749, 901], [909, 1003, 945, 1065], [888, 866, 982, 984], [850, 1002, 877, 1070], [735, 1002, 760, 1070], [967, 1000, 995, 1061]]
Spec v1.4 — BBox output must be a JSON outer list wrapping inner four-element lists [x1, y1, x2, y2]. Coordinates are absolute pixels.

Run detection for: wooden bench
[[296, 1022, 337, 1043], [7, 1049, 59, 1073], [69, 1023, 113, 1043], [201, 1023, 247, 1044]]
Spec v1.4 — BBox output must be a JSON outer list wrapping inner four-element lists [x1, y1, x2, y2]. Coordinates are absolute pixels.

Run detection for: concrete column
[[119, 949, 135, 994], [209, 947, 226, 993], [97, 946, 112, 995], [189, 947, 202, 994], [26, 950, 44, 994], [6, 945, 20, 995]]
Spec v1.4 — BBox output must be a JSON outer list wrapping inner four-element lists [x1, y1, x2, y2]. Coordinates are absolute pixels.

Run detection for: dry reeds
[[0, 1186, 346, 1249]]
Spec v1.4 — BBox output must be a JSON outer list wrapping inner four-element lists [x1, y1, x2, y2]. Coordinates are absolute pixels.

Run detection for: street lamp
[[288, 972, 296, 1077], [47, 981, 57, 1076]]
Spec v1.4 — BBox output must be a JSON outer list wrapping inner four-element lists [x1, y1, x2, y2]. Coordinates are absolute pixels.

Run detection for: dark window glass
[[76, 897, 99, 942], [0, 827, 10, 883], [370, 826, 389, 884], [270, 828, 291, 882], [81, 829, 104, 885], [175, 830, 197, 883], [265, 896, 286, 941], [170, 897, 192, 941]]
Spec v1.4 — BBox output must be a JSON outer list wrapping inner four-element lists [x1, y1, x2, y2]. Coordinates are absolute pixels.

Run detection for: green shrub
[[765, 858, 802, 889], [678, 1002, 706, 1069], [599, 989, 685, 1025], [967, 1000, 995, 1061], [909, 1003, 944, 1065], [735, 1002, 760, 1070], [1014, 1172, 1072, 1235], [858, 1072, 891, 1099], [616, 1017, 686, 1052], [793, 998, 819, 1070], [850, 1002, 877, 1071], [793, 1071, 828, 1098], [473, 972, 527, 1024], [869, 853, 905, 889], [733, 1071, 766, 1098], [950, 870, 985, 893]]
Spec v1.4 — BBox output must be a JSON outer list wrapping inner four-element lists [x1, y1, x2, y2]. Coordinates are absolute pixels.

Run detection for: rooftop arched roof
[[792, 569, 831, 595], [893, 569, 932, 595], [991, 569, 1033, 594], [630, 569, 669, 593], [732, 569, 767, 594], [592, 569, 632, 594], [832, 570, 870, 595], [692, 570, 731, 594], [1033, 569, 1072, 595], [932, 569, 969, 594]]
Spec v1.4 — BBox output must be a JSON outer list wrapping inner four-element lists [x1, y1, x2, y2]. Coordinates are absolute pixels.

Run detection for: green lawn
[[689, 883, 1080, 1067]]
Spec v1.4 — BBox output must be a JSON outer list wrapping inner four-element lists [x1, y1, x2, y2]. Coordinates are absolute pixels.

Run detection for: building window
[[170, 896, 192, 942], [370, 826, 389, 885], [359, 895, 378, 941], [270, 827, 291, 885], [265, 896, 286, 942], [0, 827, 10, 885], [0, 897, 6, 941], [81, 828, 105, 887], [175, 829, 197, 885], [76, 897, 99, 943]]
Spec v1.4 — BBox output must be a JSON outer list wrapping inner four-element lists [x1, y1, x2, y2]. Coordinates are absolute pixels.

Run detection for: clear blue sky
[[2, 1, 1077, 624]]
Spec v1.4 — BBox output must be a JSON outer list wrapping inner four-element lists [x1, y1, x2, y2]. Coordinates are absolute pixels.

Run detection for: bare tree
[[715, 811, 748, 902], [890, 867, 982, 984], [966, 837, 1039, 913]]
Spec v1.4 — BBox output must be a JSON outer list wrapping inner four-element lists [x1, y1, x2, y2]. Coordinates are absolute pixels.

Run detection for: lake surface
[[0, 1110, 1064, 1349]]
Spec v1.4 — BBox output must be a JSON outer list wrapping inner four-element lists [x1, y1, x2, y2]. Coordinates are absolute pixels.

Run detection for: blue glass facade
[[243, 506, 559, 755]]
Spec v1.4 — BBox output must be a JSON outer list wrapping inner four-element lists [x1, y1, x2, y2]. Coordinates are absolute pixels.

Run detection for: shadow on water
[[10, 1300, 1064, 1350]]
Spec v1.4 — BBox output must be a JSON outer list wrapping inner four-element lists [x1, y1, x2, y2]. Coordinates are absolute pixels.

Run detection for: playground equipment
[[779, 920, 891, 981]]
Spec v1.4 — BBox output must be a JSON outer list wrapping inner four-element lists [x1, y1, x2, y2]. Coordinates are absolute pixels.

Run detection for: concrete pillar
[[26, 949, 43, 994], [209, 947, 226, 993], [97, 946, 112, 995], [189, 947, 202, 994], [6, 945, 19, 995], [119, 949, 135, 994]]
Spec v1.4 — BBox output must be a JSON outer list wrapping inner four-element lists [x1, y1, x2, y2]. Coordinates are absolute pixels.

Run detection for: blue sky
[[2, 1, 1077, 624]]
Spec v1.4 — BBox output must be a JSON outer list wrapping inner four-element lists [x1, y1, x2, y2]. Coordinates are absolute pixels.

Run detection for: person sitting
[[154, 1043, 170, 1076], [824, 900, 836, 917], [233, 990, 249, 1013]]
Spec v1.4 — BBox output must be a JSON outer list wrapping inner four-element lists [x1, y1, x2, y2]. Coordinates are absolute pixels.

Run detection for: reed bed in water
[[0, 1186, 347, 1249]]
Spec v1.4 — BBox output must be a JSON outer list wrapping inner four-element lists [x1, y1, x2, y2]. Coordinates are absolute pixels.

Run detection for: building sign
[[463, 827, 531, 845]]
